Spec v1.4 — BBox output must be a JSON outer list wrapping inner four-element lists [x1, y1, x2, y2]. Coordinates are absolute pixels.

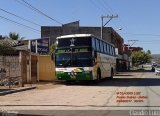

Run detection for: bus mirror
[[94, 51, 97, 58], [51, 53, 55, 61], [93, 57, 96, 63]]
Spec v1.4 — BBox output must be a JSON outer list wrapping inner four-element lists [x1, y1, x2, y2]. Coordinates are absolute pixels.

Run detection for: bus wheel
[[109, 69, 114, 79]]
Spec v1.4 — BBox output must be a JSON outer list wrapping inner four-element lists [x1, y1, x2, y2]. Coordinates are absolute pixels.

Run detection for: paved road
[[1, 71, 160, 115]]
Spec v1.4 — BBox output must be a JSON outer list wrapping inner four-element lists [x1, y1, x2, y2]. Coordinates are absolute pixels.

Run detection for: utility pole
[[101, 15, 118, 39], [128, 40, 139, 52], [127, 40, 138, 68]]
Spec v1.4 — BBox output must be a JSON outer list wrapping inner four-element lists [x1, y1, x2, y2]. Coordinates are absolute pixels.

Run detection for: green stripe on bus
[[57, 72, 92, 81]]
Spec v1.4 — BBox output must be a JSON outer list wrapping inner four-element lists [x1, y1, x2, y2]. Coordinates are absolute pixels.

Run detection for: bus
[[55, 34, 116, 82]]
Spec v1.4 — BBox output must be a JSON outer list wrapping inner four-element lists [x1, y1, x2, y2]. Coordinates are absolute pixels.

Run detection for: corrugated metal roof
[[0, 38, 18, 47]]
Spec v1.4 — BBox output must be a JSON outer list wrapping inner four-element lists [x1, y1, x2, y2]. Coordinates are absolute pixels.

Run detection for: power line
[[96, 0, 112, 14], [139, 40, 160, 42], [101, 0, 114, 14], [0, 8, 41, 27], [137, 43, 160, 44], [0, 15, 40, 33], [98, 0, 127, 32], [121, 32, 160, 37], [89, 0, 106, 14], [15, 0, 63, 25]]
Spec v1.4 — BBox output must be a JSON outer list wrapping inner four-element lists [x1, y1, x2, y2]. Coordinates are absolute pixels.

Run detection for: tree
[[131, 51, 152, 67], [50, 43, 56, 53], [8, 32, 24, 40], [147, 50, 151, 54], [0, 44, 16, 55]]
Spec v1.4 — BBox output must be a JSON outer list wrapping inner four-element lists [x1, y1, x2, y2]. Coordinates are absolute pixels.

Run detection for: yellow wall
[[38, 55, 56, 81]]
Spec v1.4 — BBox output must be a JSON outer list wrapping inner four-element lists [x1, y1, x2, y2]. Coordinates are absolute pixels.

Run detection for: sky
[[0, 0, 160, 54]]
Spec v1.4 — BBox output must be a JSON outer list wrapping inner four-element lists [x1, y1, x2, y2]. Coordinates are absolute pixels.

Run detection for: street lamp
[[116, 28, 122, 31]]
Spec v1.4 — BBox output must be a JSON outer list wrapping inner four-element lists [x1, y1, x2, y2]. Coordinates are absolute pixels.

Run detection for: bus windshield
[[55, 52, 92, 67], [55, 53, 71, 67], [72, 52, 92, 67]]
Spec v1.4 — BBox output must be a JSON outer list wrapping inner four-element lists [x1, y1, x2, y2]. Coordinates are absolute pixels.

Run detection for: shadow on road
[[64, 77, 160, 87], [120, 69, 153, 73], [99, 77, 160, 86]]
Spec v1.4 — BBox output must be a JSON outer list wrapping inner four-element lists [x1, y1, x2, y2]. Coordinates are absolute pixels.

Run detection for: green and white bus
[[55, 34, 116, 81]]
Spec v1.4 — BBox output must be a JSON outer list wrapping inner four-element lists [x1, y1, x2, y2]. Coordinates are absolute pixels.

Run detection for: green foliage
[[50, 43, 56, 53], [131, 51, 152, 66], [9, 32, 20, 40], [0, 44, 16, 55], [8, 32, 24, 40], [147, 50, 151, 54]]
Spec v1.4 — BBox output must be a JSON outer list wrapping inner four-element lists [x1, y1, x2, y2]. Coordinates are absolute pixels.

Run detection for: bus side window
[[92, 37, 96, 49], [95, 39, 100, 52], [106, 44, 109, 54], [101, 41, 104, 53], [112, 46, 115, 56], [103, 42, 107, 53]]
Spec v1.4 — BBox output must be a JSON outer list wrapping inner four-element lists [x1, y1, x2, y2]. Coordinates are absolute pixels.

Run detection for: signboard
[[30, 40, 36, 53], [115, 48, 118, 55], [37, 38, 49, 54], [30, 38, 50, 54]]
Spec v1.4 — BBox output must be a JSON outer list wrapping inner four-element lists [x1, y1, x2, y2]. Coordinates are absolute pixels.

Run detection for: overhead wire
[[15, 0, 63, 25], [0, 8, 41, 27], [121, 32, 160, 37], [98, 0, 113, 14], [101, 0, 115, 14], [89, 0, 106, 14], [0, 15, 40, 33]]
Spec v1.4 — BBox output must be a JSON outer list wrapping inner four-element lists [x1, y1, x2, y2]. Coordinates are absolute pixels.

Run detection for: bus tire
[[109, 68, 114, 79]]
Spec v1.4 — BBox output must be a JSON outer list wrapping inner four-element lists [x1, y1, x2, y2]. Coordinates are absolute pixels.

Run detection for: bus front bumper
[[56, 72, 93, 81]]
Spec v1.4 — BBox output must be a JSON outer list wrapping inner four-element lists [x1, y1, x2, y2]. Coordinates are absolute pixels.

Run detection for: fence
[[0, 56, 22, 88]]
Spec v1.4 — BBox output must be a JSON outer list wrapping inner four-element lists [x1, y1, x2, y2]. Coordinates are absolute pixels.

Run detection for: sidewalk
[[0, 85, 36, 96]]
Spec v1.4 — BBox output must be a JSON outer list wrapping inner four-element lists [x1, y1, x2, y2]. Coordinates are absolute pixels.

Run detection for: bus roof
[[56, 34, 114, 46], [56, 34, 93, 39]]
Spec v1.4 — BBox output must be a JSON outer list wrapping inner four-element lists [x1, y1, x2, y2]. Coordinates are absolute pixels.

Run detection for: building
[[123, 44, 143, 53]]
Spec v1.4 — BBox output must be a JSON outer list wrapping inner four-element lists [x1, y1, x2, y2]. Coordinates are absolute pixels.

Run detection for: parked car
[[152, 63, 157, 72], [155, 65, 160, 75]]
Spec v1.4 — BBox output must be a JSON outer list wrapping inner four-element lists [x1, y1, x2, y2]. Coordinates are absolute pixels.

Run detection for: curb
[[0, 86, 36, 96]]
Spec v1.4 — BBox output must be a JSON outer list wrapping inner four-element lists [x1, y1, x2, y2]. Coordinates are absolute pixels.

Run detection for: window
[[109, 45, 113, 55], [106, 44, 110, 54], [92, 37, 96, 49], [103, 43, 107, 53], [100, 41, 104, 52], [95, 39, 100, 51], [112, 46, 115, 56]]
